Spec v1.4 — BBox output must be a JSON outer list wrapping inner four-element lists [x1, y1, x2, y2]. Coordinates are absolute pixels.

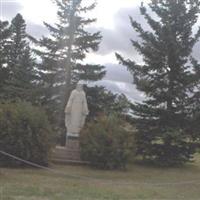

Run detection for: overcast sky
[[1, 0, 199, 102]]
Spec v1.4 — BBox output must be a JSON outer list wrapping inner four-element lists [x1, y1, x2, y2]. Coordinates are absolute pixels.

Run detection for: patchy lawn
[[1, 156, 200, 200]]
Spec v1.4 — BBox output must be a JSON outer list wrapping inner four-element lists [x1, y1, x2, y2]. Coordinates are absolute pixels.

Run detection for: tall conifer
[[116, 0, 200, 165], [0, 20, 11, 98], [32, 0, 105, 126], [5, 14, 37, 102]]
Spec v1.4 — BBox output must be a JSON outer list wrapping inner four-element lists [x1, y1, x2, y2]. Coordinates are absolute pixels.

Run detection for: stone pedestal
[[66, 137, 80, 150], [51, 138, 87, 164]]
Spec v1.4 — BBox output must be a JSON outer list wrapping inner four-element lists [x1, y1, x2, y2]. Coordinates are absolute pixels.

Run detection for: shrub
[[80, 114, 136, 169], [0, 101, 54, 166], [136, 128, 197, 166]]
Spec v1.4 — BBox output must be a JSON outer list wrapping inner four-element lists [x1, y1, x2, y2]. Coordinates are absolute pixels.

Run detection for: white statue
[[64, 83, 89, 139]]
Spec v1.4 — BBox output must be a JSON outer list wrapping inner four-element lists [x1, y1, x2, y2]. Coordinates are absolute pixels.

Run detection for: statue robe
[[65, 89, 89, 136]]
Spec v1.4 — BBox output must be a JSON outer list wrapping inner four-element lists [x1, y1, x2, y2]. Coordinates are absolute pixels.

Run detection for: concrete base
[[51, 138, 87, 164]]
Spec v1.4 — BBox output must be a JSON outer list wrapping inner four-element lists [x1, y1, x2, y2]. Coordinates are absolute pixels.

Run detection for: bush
[[0, 101, 54, 167], [136, 128, 197, 166], [80, 114, 136, 169]]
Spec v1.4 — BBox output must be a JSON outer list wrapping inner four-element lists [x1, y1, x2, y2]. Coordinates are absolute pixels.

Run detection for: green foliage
[[116, 0, 200, 165], [80, 114, 136, 169], [1, 14, 38, 103], [137, 128, 197, 166], [0, 20, 11, 95], [31, 0, 105, 129], [85, 86, 130, 119], [0, 101, 54, 166]]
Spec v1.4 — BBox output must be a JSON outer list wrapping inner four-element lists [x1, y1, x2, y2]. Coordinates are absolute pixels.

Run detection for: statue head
[[76, 82, 83, 92]]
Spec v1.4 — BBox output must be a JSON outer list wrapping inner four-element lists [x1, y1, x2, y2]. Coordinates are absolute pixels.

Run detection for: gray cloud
[[0, 1, 23, 20], [92, 63, 144, 102], [94, 5, 152, 63], [93, 79, 144, 102], [96, 5, 200, 62], [26, 23, 49, 38], [193, 42, 200, 60], [96, 7, 144, 62], [104, 63, 133, 84], [0, 1, 49, 38]]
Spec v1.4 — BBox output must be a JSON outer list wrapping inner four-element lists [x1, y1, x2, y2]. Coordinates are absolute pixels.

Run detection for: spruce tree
[[0, 20, 11, 99], [116, 0, 200, 165], [85, 86, 130, 119], [32, 0, 105, 127], [5, 14, 38, 103]]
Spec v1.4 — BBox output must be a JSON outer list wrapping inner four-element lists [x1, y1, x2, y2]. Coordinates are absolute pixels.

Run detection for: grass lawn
[[1, 156, 200, 200]]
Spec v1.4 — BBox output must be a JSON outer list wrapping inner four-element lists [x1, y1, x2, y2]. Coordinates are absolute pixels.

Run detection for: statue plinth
[[66, 136, 80, 149], [51, 138, 81, 163], [66, 132, 79, 138]]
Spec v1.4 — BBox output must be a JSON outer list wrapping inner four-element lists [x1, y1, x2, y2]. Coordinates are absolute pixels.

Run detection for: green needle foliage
[[31, 0, 105, 128], [0, 20, 11, 96], [1, 14, 38, 103], [116, 0, 200, 166]]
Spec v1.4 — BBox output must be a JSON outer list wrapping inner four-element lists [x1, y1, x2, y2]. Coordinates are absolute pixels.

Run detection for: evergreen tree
[[116, 0, 200, 165], [85, 86, 130, 119], [5, 14, 38, 102], [32, 0, 105, 127], [0, 20, 11, 98]]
